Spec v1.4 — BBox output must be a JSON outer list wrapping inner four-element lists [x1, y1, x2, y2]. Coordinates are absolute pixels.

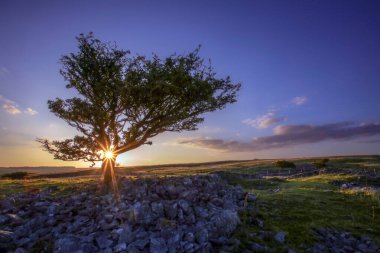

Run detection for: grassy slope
[[1, 155, 379, 251], [224, 174, 380, 251], [0, 178, 96, 198]]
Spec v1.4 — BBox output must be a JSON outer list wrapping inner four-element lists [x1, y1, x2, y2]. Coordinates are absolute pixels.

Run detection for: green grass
[[224, 173, 380, 251], [0, 178, 96, 198]]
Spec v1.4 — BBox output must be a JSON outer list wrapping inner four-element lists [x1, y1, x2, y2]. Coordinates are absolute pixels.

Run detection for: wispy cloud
[[292, 96, 307, 105], [177, 122, 380, 152], [3, 104, 21, 115], [356, 139, 380, 144], [243, 112, 285, 129], [0, 67, 9, 77], [198, 126, 224, 134], [24, 107, 38, 115], [0, 94, 37, 116]]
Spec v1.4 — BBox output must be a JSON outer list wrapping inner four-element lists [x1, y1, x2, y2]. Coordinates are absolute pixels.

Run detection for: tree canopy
[[38, 33, 241, 166]]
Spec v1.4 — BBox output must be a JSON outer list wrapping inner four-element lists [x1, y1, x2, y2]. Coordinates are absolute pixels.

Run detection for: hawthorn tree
[[37, 33, 240, 190]]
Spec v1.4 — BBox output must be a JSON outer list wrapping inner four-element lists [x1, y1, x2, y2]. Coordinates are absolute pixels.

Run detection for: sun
[[104, 150, 114, 159]]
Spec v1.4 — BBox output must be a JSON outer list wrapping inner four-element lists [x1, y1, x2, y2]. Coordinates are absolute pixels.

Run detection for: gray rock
[[167, 233, 181, 251], [6, 213, 22, 225], [15, 248, 28, 253], [0, 215, 10, 225], [357, 243, 368, 251], [151, 201, 164, 216], [184, 232, 195, 242], [96, 234, 113, 249], [104, 214, 114, 223], [194, 206, 209, 219], [196, 228, 208, 243], [210, 198, 224, 207], [165, 202, 178, 219], [211, 210, 240, 236], [47, 203, 60, 216], [115, 242, 127, 252], [251, 242, 269, 251], [118, 228, 135, 244], [1, 175, 249, 252], [210, 236, 228, 245], [80, 242, 98, 253], [103, 248, 113, 253], [135, 229, 149, 240], [54, 236, 80, 253], [130, 238, 149, 249], [17, 237, 31, 247], [178, 199, 191, 213], [0, 198, 14, 210], [275, 231, 286, 243], [150, 238, 168, 253], [0, 230, 13, 243], [46, 217, 57, 226], [246, 193, 257, 202], [255, 218, 264, 228], [127, 244, 141, 253]]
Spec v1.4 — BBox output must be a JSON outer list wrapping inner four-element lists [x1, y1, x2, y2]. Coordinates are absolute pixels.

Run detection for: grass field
[[1, 155, 379, 251]]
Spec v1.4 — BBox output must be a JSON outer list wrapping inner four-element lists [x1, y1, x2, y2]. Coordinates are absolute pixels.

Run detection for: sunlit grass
[[0, 178, 96, 198]]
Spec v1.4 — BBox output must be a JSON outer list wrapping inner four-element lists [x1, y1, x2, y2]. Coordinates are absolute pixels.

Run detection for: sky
[[0, 0, 380, 167]]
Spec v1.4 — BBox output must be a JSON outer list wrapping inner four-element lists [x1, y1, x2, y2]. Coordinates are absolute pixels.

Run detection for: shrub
[[274, 160, 296, 169], [1, 172, 30, 179], [313, 158, 329, 168]]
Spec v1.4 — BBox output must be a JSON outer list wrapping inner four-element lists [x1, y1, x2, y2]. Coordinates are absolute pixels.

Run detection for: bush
[[1, 172, 30, 179], [274, 160, 296, 169], [313, 158, 329, 168]]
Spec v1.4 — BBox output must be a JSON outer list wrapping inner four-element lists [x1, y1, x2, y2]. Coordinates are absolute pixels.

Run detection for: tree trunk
[[101, 159, 116, 192]]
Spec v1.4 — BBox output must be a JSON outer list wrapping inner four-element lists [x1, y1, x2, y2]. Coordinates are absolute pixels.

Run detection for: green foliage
[[312, 158, 329, 168], [37, 33, 240, 165], [1, 172, 29, 179], [274, 160, 296, 169]]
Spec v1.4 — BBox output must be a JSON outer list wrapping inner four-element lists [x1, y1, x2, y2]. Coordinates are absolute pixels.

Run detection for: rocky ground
[[1, 168, 380, 253], [0, 174, 253, 253], [311, 228, 380, 253]]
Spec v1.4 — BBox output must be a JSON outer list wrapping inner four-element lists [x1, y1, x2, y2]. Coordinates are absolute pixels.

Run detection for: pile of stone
[[340, 182, 380, 193], [0, 174, 253, 253], [312, 228, 380, 253]]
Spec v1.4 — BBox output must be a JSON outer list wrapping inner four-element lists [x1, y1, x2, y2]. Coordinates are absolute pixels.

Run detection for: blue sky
[[0, 0, 379, 167]]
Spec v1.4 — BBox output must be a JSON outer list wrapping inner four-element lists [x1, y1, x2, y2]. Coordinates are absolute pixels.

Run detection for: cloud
[[0, 67, 9, 77], [3, 103, 21, 115], [24, 107, 38, 115], [198, 126, 224, 134], [292, 96, 307, 105], [356, 139, 380, 144], [178, 122, 380, 152], [0, 94, 37, 116], [243, 112, 285, 129]]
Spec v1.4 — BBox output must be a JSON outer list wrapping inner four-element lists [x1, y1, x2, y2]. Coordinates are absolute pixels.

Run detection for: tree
[[37, 33, 241, 191]]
